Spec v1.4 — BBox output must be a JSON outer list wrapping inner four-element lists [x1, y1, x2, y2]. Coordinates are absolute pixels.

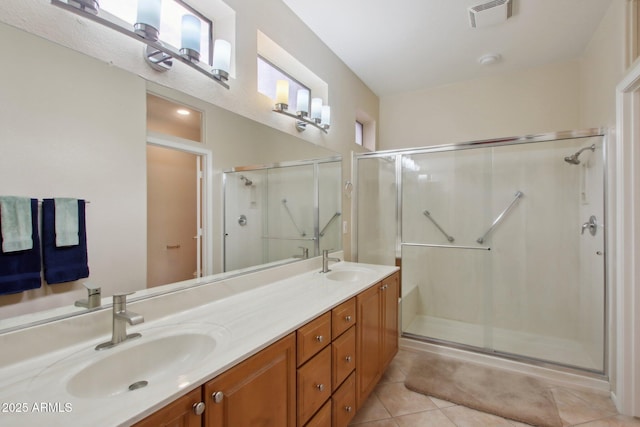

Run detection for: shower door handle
[[581, 215, 598, 236]]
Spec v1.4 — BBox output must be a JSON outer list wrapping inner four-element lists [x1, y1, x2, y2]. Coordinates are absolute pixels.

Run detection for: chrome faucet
[[293, 246, 309, 259], [320, 249, 340, 273], [96, 292, 144, 351], [74, 282, 101, 309]]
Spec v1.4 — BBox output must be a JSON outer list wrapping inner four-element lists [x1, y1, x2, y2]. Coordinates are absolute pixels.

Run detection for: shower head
[[239, 175, 253, 186], [563, 144, 596, 165]]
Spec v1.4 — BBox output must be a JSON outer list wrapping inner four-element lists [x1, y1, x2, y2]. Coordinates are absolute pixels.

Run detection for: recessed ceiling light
[[478, 53, 502, 65], [176, 109, 191, 116]]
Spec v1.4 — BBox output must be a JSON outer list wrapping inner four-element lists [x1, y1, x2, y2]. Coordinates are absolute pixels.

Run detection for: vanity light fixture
[[68, 0, 98, 15], [180, 14, 201, 63], [212, 39, 232, 81], [51, 0, 230, 89], [135, 0, 162, 42], [273, 81, 330, 133]]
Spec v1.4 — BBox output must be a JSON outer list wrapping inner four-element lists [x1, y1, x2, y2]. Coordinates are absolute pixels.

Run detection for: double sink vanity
[[0, 255, 399, 426]]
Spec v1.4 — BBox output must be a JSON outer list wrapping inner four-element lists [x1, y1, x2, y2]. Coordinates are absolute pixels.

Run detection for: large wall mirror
[[0, 22, 342, 331]]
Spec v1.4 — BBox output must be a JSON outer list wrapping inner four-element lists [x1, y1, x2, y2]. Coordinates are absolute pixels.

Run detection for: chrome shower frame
[[353, 128, 609, 377], [222, 156, 341, 272]]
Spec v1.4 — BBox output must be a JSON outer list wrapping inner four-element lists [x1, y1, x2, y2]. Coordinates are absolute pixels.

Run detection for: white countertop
[[0, 260, 398, 427]]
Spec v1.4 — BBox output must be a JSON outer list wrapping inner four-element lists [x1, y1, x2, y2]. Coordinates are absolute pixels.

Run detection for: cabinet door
[[204, 333, 296, 427], [355, 283, 382, 408], [382, 272, 399, 370], [132, 388, 203, 427]]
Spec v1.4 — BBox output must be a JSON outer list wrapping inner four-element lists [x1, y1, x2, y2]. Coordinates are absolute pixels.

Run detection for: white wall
[[379, 60, 582, 149], [0, 23, 147, 319]]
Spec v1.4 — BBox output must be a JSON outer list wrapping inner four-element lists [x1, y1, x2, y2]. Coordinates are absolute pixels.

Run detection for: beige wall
[[0, 23, 147, 319], [379, 60, 582, 149]]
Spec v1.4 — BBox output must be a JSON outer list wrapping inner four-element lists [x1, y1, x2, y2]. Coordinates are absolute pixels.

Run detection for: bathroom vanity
[[0, 258, 399, 426]]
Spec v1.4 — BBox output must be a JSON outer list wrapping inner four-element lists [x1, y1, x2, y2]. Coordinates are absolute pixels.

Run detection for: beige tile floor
[[349, 350, 640, 427]]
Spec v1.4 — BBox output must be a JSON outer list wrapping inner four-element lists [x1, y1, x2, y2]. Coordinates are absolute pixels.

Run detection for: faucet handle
[[83, 282, 101, 296], [113, 292, 135, 304]]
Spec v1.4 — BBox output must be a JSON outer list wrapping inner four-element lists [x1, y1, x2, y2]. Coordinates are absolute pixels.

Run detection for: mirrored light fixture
[[272, 83, 329, 133], [68, 0, 98, 14], [212, 39, 231, 81], [180, 14, 201, 63], [275, 80, 290, 111], [51, 0, 230, 89], [135, 0, 162, 41], [296, 89, 310, 117]]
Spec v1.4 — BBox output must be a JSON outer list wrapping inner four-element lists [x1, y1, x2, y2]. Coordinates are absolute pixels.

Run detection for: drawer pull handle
[[344, 315, 352, 322], [345, 406, 352, 412], [212, 391, 224, 403], [192, 402, 206, 415], [315, 335, 324, 343], [345, 355, 352, 363], [315, 383, 325, 392]]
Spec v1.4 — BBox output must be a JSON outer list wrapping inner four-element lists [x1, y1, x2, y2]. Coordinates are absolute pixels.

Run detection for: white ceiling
[[282, 0, 613, 97]]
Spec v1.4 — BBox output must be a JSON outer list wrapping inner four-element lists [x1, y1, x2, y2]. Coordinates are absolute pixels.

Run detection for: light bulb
[[296, 89, 309, 116], [180, 15, 201, 62], [212, 39, 231, 81]]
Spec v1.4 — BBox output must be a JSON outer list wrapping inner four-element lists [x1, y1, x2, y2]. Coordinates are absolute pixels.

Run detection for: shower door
[[358, 131, 606, 373]]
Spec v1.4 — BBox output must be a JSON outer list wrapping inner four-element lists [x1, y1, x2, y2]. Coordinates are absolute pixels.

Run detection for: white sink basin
[[325, 268, 373, 282], [32, 323, 230, 399], [68, 333, 216, 398]]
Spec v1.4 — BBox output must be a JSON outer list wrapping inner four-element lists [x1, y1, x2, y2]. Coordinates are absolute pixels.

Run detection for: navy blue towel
[[0, 199, 42, 295], [42, 199, 89, 284]]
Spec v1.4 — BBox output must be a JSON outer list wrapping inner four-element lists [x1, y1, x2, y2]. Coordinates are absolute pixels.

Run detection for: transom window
[[100, 0, 213, 64]]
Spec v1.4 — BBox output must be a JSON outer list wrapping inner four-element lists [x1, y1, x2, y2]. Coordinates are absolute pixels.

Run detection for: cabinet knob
[[315, 383, 325, 392], [345, 355, 352, 363], [345, 406, 352, 412], [192, 402, 206, 415], [315, 335, 324, 343], [212, 391, 224, 403], [344, 315, 352, 322]]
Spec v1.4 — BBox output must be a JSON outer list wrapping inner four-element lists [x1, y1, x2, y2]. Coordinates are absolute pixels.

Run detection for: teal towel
[[0, 196, 33, 253], [55, 198, 79, 247]]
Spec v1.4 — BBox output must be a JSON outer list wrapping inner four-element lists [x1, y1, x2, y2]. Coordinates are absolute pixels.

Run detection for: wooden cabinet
[[355, 271, 400, 408], [382, 272, 399, 370], [297, 312, 332, 366], [304, 400, 332, 427], [332, 372, 356, 427], [332, 298, 356, 339], [130, 271, 399, 427], [297, 345, 332, 426], [332, 326, 356, 391], [203, 333, 296, 427], [132, 387, 203, 427]]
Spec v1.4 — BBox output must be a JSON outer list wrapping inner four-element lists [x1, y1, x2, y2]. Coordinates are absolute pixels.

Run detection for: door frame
[[614, 58, 640, 417], [147, 132, 214, 277]]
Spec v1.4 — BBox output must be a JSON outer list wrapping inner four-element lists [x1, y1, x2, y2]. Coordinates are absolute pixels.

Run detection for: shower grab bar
[[476, 191, 524, 244], [319, 212, 342, 237], [281, 199, 306, 237], [262, 236, 317, 241], [422, 210, 455, 243], [402, 242, 491, 251]]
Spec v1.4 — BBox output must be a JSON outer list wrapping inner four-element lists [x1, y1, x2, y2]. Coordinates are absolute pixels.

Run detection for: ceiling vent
[[468, 0, 513, 28]]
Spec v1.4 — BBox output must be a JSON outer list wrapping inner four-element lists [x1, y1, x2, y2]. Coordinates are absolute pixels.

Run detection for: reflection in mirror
[[0, 21, 341, 333], [224, 158, 342, 271]]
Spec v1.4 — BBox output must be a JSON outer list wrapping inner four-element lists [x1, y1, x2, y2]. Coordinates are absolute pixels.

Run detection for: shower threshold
[[404, 315, 604, 375]]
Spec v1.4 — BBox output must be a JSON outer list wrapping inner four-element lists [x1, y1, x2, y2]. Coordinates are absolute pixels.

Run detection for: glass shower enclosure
[[224, 157, 342, 272], [356, 130, 607, 374]]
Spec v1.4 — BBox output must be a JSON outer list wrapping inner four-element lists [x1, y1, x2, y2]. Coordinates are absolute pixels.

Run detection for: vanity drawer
[[332, 298, 356, 339], [297, 311, 331, 366], [297, 346, 332, 426], [303, 399, 331, 427], [332, 325, 356, 391], [332, 372, 356, 427]]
